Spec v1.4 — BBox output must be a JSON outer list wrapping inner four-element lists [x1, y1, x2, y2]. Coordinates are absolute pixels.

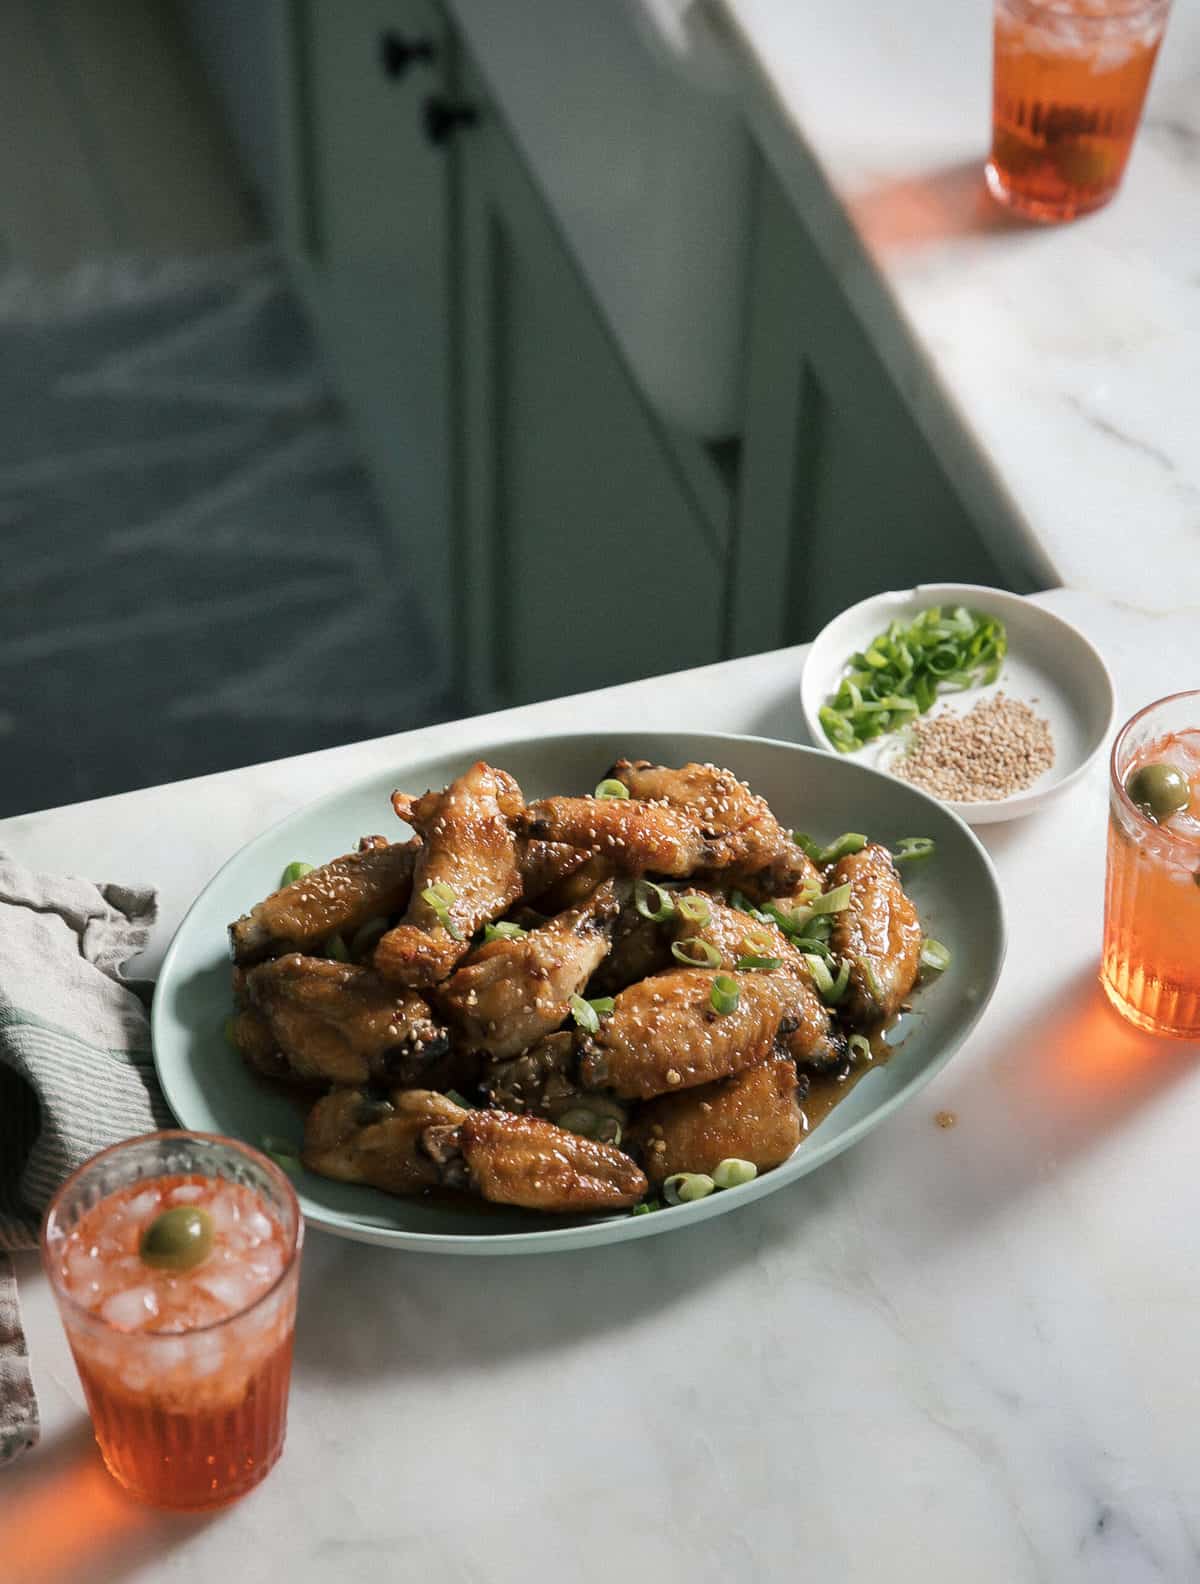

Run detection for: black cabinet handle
[[379, 31, 435, 79], [423, 96, 478, 145]]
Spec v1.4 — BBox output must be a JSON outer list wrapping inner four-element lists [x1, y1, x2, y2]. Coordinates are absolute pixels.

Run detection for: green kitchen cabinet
[[276, 0, 454, 670], [728, 158, 1010, 655], [452, 54, 727, 712]]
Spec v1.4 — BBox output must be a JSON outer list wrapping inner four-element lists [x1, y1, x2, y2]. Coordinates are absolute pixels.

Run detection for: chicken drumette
[[229, 838, 417, 965], [241, 952, 451, 1087]]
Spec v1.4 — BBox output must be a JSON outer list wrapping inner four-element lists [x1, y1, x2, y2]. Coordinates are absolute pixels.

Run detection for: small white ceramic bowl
[[801, 584, 1115, 825]]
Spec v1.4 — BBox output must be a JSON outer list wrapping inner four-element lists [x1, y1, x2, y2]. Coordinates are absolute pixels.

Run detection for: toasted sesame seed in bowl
[[800, 584, 1115, 825]]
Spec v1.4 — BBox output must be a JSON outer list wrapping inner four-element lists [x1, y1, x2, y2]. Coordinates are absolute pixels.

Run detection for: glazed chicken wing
[[423, 1110, 646, 1212], [518, 760, 811, 890], [434, 881, 619, 1059], [830, 843, 922, 1023], [229, 839, 417, 965], [374, 762, 524, 987], [586, 902, 672, 997], [482, 1032, 628, 1145], [577, 966, 795, 1100], [244, 952, 449, 1086], [669, 893, 844, 1070], [303, 1087, 467, 1194], [628, 1054, 804, 1186]]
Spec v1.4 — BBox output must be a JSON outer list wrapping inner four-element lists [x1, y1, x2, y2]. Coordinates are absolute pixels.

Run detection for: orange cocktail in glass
[[987, 0, 1171, 221], [42, 1132, 302, 1509], [1102, 691, 1200, 1037]]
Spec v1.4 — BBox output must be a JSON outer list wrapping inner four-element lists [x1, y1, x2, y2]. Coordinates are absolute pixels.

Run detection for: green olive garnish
[[1126, 762, 1190, 824], [139, 1206, 215, 1271]]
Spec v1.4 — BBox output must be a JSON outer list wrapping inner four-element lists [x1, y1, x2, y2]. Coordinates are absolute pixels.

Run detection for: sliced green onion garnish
[[827, 957, 851, 1005], [444, 1089, 470, 1108], [483, 920, 528, 942], [856, 954, 887, 1006], [260, 1135, 301, 1174], [593, 778, 629, 800], [794, 913, 833, 949], [736, 954, 782, 972], [815, 832, 867, 865], [350, 916, 390, 957], [803, 953, 834, 997], [920, 939, 951, 973], [325, 933, 350, 962], [279, 860, 314, 888], [676, 893, 711, 926], [569, 993, 615, 1032], [821, 606, 1007, 751], [791, 831, 822, 860], [762, 901, 814, 936], [710, 975, 739, 1015], [634, 879, 675, 922], [729, 889, 768, 918], [742, 927, 777, 957], [894, 837, 936, 864], [810, 881, 853, 916], [848, 1033, 872, 1062], [712, 1158, 757, 1189], [421, 882, 463, 940], [672, 937, 722, 969], [631, 1201, 660, 1216], [663, 1172, 716, 1205]]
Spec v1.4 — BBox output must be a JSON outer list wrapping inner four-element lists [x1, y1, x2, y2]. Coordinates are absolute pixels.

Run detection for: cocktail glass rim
[[1110, 687, 1200, 848], [41, 1128, 303, 1337], [997, 0, 1171, 27]]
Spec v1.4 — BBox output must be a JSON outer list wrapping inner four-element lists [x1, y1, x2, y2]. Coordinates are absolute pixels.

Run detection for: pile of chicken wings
[[228, 759, 924, 1217]]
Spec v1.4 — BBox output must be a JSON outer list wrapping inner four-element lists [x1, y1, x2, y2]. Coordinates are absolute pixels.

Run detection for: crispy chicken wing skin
[[229, 840, 418, 965], [628, 1055, 804, 1186], [434, 882, 619, 1059], [670, 894, 844, 1070], [302, 1087, 466, 1194], [245, 953, 449, 1086], [577, 967, 795, 1100], [423, 1110, 646, 1212], [374, 762, 524, 987], [830, 844, 922, 1023], [518, 795, 704, 876]]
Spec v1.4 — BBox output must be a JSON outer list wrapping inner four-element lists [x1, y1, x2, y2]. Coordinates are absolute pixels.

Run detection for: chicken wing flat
[[628, 1054, 804, 1186], [229, 839, 418, 965], [303, 1087, 467, 1195], [422, 1110, 646, 1212], [615, 759, 815, 894], [669, 893, 844, 1070], [434, 881, 619, 1060], [576, 966, 795, 1100], [374, 761, 524, 987], [244, 953, 449, 1087], [518, 760, 811, 890], [830, 843, 922, 1023]]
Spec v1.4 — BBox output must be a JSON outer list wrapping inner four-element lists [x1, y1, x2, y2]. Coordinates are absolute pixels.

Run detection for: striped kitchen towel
[[0, 853, 172, 1465]]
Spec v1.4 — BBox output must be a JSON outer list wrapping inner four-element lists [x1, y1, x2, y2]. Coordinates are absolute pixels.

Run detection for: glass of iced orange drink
[[42, 1131, 303, 1509], [1102, 691, 1200, 1037], [988, 0, 1172, 222]]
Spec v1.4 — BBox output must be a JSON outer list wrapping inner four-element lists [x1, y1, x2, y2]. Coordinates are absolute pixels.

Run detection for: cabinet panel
[[731, 159, 1009, 654], [457, 60, 724, 711], [280, 0, 452, 663]]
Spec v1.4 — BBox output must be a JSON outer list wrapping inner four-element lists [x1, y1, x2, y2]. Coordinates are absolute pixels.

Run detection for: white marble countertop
[[715, 0, 1200, 612], [3, 587, 1199, 1581]]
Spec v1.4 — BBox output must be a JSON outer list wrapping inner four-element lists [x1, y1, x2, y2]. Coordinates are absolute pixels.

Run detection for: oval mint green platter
[[152, 730, 1005, 1254]]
